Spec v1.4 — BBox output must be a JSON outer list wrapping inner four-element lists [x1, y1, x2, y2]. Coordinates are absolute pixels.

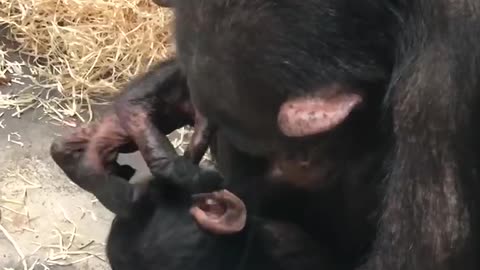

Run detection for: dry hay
[[0, 0, 203, 154], [0, 2, 214, 268], [0, 0, 175, 122]]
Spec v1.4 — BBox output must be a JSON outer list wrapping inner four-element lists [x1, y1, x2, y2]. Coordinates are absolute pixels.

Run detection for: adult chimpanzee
[[50, 116, 334, 270], [138, 1, 480, 270]]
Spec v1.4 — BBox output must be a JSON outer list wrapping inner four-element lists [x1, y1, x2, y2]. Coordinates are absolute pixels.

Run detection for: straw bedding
[[0, 0, 174, 121], [0, 3, 210, 268], [0, 0, 203, 158]]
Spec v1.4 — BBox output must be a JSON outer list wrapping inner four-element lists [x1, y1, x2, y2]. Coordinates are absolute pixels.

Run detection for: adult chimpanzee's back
[[364, 1, 480, 269], [168, 0, 480, 270]]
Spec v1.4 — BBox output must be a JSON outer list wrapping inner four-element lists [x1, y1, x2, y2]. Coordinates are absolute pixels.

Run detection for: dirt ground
[[0, 37, 152, 269]]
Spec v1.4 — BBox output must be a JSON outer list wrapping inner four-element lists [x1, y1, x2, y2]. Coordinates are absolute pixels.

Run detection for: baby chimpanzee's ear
[[277, 83, 363, 137], [190, 189, 247, 235]]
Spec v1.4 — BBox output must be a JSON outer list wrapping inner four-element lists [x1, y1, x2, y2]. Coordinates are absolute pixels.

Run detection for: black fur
[[364, 2, 480, 270], [105, 176, 333, 270], [111, 59, 223, 194], [155, 1, 480, 270], [50, 136, 333, 270]]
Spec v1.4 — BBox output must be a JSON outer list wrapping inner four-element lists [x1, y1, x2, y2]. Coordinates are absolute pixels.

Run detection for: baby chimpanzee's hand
[[152, 156, 224, 194]]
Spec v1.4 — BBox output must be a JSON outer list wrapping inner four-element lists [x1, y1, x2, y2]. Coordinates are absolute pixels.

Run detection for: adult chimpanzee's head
[[173, 0, 397, 156]]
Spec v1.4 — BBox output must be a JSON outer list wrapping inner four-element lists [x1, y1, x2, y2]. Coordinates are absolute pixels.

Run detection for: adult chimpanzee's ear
[[190, 189, 247, 235], [277, 84, 363, 137]]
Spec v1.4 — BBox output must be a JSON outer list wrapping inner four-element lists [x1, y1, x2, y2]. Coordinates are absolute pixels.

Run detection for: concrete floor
[[0, 32, 150, 269], [0, 109, 113, 270]]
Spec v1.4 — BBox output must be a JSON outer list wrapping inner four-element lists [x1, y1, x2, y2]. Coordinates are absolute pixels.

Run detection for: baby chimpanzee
[[55, 59, 221, 198], [50, 121, 332, 270]]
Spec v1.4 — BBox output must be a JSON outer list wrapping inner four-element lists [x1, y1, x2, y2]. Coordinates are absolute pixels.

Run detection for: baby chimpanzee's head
[[107, 185, 260, 270]]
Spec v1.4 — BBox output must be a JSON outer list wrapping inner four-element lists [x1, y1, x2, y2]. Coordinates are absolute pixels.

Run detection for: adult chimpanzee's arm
[[362, 3, 480, 270], [113, 59, 221, 193], [257, 221, 337, 270]]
